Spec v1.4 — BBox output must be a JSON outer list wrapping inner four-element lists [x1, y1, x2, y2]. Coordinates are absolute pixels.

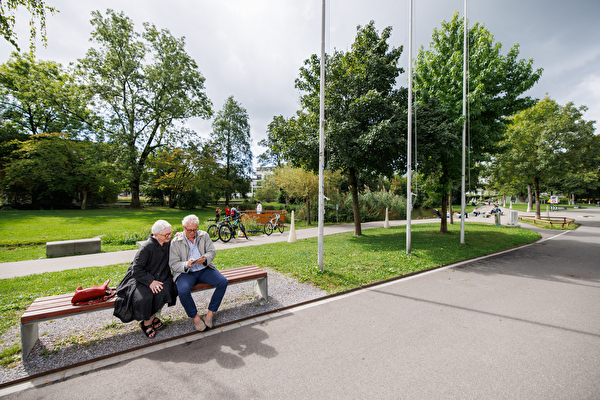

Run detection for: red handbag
[[71, 279, 116, 305]]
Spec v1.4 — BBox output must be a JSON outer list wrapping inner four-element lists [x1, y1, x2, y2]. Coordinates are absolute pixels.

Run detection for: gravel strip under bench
[[0, 268, 327, 384]]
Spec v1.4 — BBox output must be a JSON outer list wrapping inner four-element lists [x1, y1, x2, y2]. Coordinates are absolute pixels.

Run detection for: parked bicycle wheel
[[207, 224, 219, 242], [219, 224, 233, 243], [264, 222, 274, 236], [277, 221, 284, 233], [239, 222, 248, 239]]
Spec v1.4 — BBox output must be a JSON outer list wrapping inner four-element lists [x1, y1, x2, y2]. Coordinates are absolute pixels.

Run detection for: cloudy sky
[[2, 0, 598, 164]]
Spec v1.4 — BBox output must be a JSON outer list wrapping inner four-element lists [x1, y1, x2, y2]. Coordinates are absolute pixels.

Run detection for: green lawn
[[0, 208, 216, 262], [0, 208, 216, 246], [0, 222, 540, 353], [0, 207, 353, 262]]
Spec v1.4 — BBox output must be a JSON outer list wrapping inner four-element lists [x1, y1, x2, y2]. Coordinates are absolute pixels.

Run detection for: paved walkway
[[2, 210, 599, 398]]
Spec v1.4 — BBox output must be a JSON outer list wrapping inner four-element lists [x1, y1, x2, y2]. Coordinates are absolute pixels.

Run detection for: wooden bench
[[20, 265, 267, 359]]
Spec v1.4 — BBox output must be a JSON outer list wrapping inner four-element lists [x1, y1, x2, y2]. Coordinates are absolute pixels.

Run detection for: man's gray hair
[[151, 219, 172, 234], [182, 214, 200, 227]]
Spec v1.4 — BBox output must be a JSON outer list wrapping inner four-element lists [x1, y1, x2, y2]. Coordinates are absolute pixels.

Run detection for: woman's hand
[[150, 280, 164, 293]]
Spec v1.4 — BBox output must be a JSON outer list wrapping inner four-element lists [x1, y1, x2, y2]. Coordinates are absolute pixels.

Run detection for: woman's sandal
[[152, 317, 163, 330], [140, 321, 156, 338]]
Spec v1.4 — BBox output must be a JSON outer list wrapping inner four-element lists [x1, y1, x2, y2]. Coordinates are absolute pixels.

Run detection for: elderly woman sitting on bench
[[113, 220, 178, 339]]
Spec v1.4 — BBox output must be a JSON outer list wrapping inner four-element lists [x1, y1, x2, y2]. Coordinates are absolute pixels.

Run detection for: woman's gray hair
[[151, 219, 172, 234], [182, 214, 199, 227]]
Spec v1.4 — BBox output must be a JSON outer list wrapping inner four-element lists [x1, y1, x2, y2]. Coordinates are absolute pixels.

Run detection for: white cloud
[[1, 0, 599, 166]]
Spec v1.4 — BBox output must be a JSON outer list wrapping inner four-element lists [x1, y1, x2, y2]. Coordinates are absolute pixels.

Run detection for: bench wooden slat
[[21, 265, 265, 323]]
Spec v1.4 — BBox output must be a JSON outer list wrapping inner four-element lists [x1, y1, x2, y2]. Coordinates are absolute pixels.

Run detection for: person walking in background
[[256, 201, 262, 214], [215, 207, 221, 222], [169, 214, 228, 331], [225, 205, 231, 217]]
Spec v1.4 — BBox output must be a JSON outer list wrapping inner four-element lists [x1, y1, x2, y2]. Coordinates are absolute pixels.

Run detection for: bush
[[327, 189, 406, 223], [102, 228, 151, 245]]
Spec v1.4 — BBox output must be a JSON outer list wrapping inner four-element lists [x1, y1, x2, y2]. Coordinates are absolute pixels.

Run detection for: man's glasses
[[185, 228, 198, 233]]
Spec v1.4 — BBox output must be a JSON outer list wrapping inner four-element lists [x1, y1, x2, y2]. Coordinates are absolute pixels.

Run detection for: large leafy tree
[[257, 115, 287, 168], [211, 95, 252, 205], [0, 0, 56, 52], [488, 97, 598, 218], [269, 165, 343, 225], [0, 52, 93, 138], [413, 12, 542, 232], [146, 142, 223, 209], [2, 133, 120, 209], [77, 9, 213, 208], [272, 21, 406, 235]]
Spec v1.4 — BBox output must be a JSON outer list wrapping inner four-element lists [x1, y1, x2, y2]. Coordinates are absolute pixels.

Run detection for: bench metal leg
[[254, 277, 268, 300], [21, 322, 38, 360]]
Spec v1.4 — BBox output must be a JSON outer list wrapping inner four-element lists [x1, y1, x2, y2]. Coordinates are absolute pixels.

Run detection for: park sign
[[550, 195, 559, 204]]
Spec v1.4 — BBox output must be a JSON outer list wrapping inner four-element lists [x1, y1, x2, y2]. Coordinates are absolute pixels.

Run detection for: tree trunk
[[130, 178, 141, 208], [80, 191, 87, 210], [349, 167, 362, 236], [534, 176, 541, 219], [440, 194, 448, 233], [448, 192, 453, 225], [527, 183, 533, 212]]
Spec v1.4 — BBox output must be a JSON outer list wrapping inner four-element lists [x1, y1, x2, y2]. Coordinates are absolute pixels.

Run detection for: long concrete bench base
[[46, 238, 102, 257], [20, 265, 267, 359]]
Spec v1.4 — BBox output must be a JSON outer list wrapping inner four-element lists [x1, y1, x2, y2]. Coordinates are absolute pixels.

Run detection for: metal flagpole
[[460, 0, 467, 244], [318, 0, 326, 270], [406, 0, 413, 254]]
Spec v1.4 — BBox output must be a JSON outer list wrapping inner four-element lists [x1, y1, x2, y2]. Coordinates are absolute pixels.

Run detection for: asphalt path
[[2, 209, 599, 399]]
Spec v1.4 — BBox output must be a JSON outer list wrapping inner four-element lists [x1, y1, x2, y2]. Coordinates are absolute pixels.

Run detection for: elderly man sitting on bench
[[169, 214, 228, 331]]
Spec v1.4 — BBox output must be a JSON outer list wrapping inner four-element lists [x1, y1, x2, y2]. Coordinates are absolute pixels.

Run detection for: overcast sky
[[2, 0, 598, 164]]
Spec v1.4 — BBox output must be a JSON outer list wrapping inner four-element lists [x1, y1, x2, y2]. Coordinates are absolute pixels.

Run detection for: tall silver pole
[[460, 0, 467, 244], [406, 0, 413, 254], [318, 0, 326, 270]]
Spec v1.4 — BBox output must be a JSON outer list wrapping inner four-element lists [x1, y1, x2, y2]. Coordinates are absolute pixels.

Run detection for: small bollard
[[287, 210, 298, 243]]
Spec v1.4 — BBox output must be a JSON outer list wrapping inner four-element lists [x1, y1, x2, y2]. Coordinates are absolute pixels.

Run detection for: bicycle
[[206, 216, 231, 242], [218, 214, 248, 242], [264, 212, 285, 235]]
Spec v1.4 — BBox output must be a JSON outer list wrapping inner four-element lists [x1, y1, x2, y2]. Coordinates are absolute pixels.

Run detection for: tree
[[2, 133, 120, 209], [272, 21, 406, 235], [211, 95, 252, 204], [77, 9, 213, 208], [488, 97, 598, 218], [413, 12, 543, 232], [146, 142, 223, 209], [0, 0, 56, 52], [0, 52, 93, 138], [545, 171, 600, 205], [269, 165, 343, 225], [257, 115, 287, 168]]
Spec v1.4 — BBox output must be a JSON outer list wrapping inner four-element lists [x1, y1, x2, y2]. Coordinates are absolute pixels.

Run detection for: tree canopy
[[211, 95, 253, 204], [0, 52, 93, 138], [2, 133, 119, 209], [488, 97, 598, 218], [77, 9, 213, 208], [268, 21, 406, 235], [0, 0, 56, 52], [413, 12, 543, 232]]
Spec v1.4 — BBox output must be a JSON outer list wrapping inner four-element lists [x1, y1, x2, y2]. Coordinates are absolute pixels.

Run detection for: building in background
[[249, 166, 274, 197]]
